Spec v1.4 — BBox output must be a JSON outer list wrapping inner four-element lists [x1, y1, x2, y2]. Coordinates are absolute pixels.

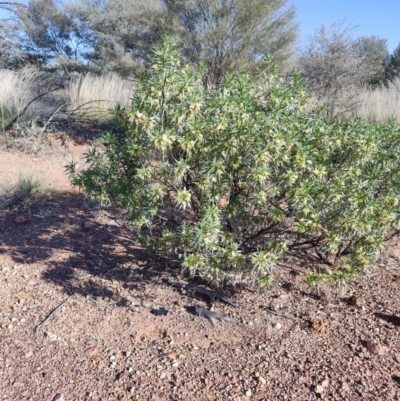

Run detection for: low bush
[[67, 38, 400, 287]]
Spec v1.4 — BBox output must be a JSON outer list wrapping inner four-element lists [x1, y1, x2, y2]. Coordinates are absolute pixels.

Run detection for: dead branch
[[34, 296, 72, 332]]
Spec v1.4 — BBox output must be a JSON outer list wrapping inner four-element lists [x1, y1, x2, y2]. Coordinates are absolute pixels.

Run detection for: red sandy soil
[[1, 138, 400, 401]]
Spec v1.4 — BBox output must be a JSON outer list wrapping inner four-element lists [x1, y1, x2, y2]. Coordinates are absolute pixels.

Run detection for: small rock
[[52, 394, 64, 401], [366, 340, 387, 355], [14, 216, 27, 224], [312, 318, 326, 335], [151, 307, 168, 316], [273, 322, 282, 330], [341, 381, 350, 391], [321, 379, 329, 388], [116, 370, 129, 380], [86, 346, 98, 357], [315, 384, 324, 394], [347, 295, 361, 307], [160, 372, 166, 379], [65, 228, 80, 237], [141, 301, 152, 309], [45, 331, 58, 341], [245, 389, 252, 396], [84, 220, 97, 229], [258, 376, 266, 385]]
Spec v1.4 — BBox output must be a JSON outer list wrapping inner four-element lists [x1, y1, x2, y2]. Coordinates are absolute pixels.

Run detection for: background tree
[[162, 0, 297, 89], [298, 19, 372, 118], [14, 0, 90, 77], [353, 35, 389, 87], [385, 43, 400, 84], [69, 0, 167, 76], [70, 0, 297, 84]]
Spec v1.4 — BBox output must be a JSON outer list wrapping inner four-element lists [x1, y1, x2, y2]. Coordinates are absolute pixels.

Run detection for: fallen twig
[[264, 307, 298, 321], [34, 296, 72, 332], [194, 305, 237, 327]]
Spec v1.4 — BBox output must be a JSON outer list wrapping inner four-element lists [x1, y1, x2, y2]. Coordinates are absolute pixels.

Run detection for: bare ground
[[1, 140, 400, 401]]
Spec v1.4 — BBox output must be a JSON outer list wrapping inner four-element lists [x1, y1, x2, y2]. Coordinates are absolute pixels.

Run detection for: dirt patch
[[1, 141, 400, 400]]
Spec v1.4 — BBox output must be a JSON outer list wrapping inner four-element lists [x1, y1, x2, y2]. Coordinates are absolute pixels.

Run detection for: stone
[[14, 216, 27, 224], [315, 385, 324, 394], [366, 340, 386, 355], [52, 394, 64, 401], [86, 346, 98, 357], [312, 318, 326, 335], [116, 370, 129, 380], [245, 389, 252, 396], [321, 379, 329, 388], [347, 295, 361, 307], [84, 220, 97, 229], [273, 322, 282, 330]]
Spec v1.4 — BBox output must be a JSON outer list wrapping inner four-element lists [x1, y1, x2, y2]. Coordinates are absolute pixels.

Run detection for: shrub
[[67, 38, 400, 287]]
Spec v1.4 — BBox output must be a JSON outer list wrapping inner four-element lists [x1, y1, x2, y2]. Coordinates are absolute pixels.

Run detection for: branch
[[4, 90, 53, 131]]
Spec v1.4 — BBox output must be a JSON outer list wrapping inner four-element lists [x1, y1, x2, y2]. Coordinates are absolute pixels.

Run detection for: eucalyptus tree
[[70, 0, 297, 83], [162, 0, 298, 88]]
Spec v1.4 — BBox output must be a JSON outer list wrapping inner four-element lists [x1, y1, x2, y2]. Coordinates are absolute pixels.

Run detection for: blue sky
[[1, 0, 399, 53], [294, 0, 400, 53]]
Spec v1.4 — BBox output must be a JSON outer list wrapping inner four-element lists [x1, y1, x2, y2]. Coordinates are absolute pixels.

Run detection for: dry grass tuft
[[0, 67, 45, 130], [358, 78, 400, 122], [67, 73, 133, 121], [0, 173, 58, 214]]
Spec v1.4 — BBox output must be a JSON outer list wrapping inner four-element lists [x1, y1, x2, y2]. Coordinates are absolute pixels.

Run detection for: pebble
[[52, 394, 64, 401], [14, 216, 27, 224], [315, 384, 324, 394], [321, 379, 329, 388], [86, 347, 98, 357], [366, 340, 387, 355], [258, 376, 266, 385], [273, 322, 282, 330], [245, 389, 252, 396]]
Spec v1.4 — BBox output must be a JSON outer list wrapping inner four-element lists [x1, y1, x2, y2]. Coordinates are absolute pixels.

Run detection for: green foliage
[[67, 38, 400, 286]]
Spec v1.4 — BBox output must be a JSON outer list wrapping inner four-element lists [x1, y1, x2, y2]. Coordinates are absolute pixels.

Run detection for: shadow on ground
[[0, 191, 171, 306]]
